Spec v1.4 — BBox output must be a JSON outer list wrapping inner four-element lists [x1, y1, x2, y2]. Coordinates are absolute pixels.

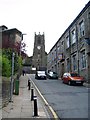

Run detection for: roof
[[0, 25, 8, 29], [48, 1, 90, 54], [3, 28, 22, 35]]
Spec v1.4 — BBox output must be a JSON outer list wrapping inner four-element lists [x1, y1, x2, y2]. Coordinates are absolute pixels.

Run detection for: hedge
[[2, 55, 11, 77]]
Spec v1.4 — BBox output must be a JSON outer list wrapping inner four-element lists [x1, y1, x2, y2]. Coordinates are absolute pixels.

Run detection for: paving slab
[[2, 75, 50, 119]]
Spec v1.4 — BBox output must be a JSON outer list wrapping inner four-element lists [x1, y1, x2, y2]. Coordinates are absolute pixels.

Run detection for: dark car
[[62, 72, 84, 85], [35, 71, 47, 80], [47, 72, 58, 79]]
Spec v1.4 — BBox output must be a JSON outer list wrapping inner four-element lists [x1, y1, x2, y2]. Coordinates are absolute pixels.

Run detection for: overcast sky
[[0, 0, 89, 56]]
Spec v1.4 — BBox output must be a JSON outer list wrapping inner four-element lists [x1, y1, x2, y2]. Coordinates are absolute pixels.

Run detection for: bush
[[2, 55, 11, 77], [1, 48, 23, 77], [0, 56, 2, 76]]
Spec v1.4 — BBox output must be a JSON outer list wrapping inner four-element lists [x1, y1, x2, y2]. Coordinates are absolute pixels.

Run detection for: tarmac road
[[29, 74, 89, 119]]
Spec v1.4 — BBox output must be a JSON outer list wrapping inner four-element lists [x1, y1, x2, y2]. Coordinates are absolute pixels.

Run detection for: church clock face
[[37, 46, 41, 50]]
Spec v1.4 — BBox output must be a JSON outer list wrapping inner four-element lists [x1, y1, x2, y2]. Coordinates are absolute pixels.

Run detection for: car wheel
[[63, 80, 65, 83], [68, 81, 71, 85]]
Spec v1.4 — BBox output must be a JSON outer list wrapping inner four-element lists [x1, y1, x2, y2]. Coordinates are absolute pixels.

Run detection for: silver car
[[35, 71, 47, 80]]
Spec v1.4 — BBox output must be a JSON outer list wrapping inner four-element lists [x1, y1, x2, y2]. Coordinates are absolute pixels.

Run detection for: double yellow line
[[30, 77, 59, 120]]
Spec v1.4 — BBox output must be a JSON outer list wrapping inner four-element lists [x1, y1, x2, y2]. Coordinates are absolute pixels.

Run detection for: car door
[[63, 73, 68, 83], [65, 73, 69, 83]]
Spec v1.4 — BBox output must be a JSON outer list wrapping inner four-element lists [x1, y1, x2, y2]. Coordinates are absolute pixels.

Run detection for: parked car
[[62, 72, 84, 85], [35, 71, 47, 80], [47, 72, 58, 79]]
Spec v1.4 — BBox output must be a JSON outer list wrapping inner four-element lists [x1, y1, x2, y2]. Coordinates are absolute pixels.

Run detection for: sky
[[0, 0, 89, 56]]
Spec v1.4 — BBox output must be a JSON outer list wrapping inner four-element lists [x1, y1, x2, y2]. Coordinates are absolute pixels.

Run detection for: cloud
[[0, 0, 89, 56]]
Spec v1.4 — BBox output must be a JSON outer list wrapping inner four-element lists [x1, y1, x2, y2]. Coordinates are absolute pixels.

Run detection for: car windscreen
[[37, 71, 45, 75], [71, 73, 80, 77]]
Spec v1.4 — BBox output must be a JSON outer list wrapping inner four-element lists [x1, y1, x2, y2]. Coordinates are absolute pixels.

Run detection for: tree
[[2, 49, 23, 77]]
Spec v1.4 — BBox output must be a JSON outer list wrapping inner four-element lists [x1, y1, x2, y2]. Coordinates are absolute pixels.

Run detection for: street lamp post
[[9, 52, 15, 102]]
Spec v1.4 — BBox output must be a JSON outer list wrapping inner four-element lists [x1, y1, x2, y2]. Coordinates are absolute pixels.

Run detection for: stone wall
[[2, 77, 10, 107], [2, 75, 17, 107]]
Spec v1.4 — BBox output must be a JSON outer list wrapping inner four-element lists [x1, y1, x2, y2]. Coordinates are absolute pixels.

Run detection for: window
[[51, 52, 54, 62], [81, 50, 86, 69], [66, 36, 69, 48], [57, 46, 60, 55], [71, 29, 76, 44], [54, 49, 56, 60], [62, 41, 64, 45], [72, 54, 77, 71], [88, 12, 90, 19], [61, 41, 64, 53], [79, 20, 85, 37], [63, 73, 67, 77]]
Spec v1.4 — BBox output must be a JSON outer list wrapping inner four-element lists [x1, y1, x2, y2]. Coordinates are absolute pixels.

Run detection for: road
[[29, 74, 89, 119]]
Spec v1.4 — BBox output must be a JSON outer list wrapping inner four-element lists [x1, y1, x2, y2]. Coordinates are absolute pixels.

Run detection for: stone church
[[32, 32, 47, 71]]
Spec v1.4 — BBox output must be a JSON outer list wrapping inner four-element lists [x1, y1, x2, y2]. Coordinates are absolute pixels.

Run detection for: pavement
[[2, 74, 51, 119]]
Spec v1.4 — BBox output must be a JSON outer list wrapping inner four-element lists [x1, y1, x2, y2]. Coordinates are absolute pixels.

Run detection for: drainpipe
[[69, 30, 72, 72], [76, 24, 79, 74], [56, 45, 58, 74]]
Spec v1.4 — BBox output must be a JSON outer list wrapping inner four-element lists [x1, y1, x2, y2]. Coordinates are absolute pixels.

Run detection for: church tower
[[32, 32, 47, 71]]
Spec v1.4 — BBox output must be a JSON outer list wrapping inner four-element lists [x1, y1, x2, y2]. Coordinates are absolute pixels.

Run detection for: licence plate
[[76, 81, 81, 83], [41, 76, 44, 78]]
